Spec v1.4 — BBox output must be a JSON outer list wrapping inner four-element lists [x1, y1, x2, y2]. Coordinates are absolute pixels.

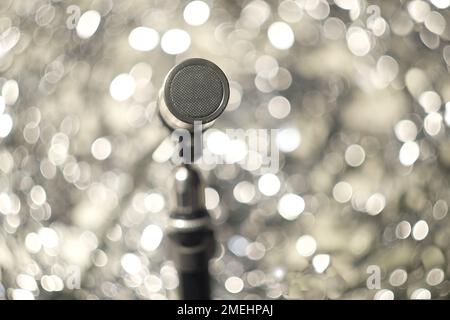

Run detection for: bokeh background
[[1, 0, 450, 300]]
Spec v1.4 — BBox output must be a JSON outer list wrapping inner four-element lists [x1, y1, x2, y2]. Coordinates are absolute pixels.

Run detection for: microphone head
[[159, 58, 229, 130]]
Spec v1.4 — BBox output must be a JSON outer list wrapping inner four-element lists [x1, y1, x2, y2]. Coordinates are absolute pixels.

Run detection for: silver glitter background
[[0, 0, 450, 300]]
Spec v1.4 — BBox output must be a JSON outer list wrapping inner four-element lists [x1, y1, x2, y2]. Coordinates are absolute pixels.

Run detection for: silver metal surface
[[167, 216, 211, 232]]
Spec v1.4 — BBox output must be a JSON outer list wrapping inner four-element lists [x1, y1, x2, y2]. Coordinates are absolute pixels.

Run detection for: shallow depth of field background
[[1, 0, 450, 300]]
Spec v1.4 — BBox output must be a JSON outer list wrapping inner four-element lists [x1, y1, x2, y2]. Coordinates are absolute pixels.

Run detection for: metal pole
[[167, 164, 215, 300]]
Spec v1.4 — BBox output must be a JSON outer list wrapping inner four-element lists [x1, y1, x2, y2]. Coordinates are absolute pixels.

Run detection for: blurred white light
[[241, 150, 263, 172], [48, 142, 68, 166], [160, 266, 179, 290], [233, 181, 256, 204], [395, 120, 417, 142], [12, 289, 34, 300], [121, 253, 142, 275], [370, 16, 387, 37], [133, 192, 148, 214], [445, 102, 450, 126], [424, 112, 442, 136], [419, 91, 441, 113], [38, 227, 59, 249], [267, 22, 295, 50], [184, 1, 210, 26], [161, 29, 191, 55], [0, 96, 4, 114], [273, 267, 285, 280], [395, 220, 411, 239], [411, 288, 431, 299], [365, 193, 385, 216], [110, 73, 136, 102], [144, 193, 165, 213], [412, 220, 429, 240], [0, 193, 11, 214], [0, 113, 13, 138], [433, 199, 448, 220], [241, 0, 271, 28], [278, 193, 305, 220], [2, 80, 19, 105], [0, 151, 14, 174], [140, 225, 163, 251], [426, 268, 444, 286], [408, 0, 431, 22], [76, 10, 101, 39], [374, 289, 394, 300], [145, 274, 163, 293], [345, 144, 365, 167], [347, 27, 371, 56], [41, 275, 64, 292], [175, 167, 188, 181], [25, 232, 42, 253], [227, 82, 242, 111], [255, 55, 279, 79], [228, 235, 249, 257], [277, 128, 301, 152], [377, 55, 399, 83], [246, 242, 266, 260], [424, 11, 446, 35], [225, 276, 244, 294], [296, 235, 317, 257], [225, 139, 248, 163], [128, 27, 159, 52], [312, 254, 330, 273], [0, 27, 20, 56], [205, 187, 220, 210], [268, 96, 291, 119], [306, 0, 330, 20], [333, 181, 352, 203], [17, 274, 37, 291], [430, 0, 450, 9], [30, 185, 46, 206], [255, 74, 273, 93], [399, 141, 419, 166], [278, 0, 303, 23], [207, 130, 230, 155], [91, 137, 112, 160], [389, 269, 408, 286], [258, 173, 280, 196], [153, 136, 176, 163], [270, 67, 292, 90]]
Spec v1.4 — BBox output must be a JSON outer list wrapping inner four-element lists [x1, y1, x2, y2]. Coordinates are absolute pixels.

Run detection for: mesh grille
[[168, 64, 224, 121]]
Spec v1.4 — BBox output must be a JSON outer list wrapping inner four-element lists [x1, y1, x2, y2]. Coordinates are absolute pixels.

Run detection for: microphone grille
[[164, 58, 229, 124]]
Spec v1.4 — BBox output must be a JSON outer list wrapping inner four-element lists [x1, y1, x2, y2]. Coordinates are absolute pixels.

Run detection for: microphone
[[158, 58, 230, 131], [158, 58, 230, 299]]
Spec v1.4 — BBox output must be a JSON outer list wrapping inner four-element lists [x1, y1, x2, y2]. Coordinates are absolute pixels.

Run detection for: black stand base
[[179, 270, 211, 300]]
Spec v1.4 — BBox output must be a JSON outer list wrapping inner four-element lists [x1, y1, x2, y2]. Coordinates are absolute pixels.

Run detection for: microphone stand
[[158, 57, 229, 300], [167, 132, 215, 300]]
